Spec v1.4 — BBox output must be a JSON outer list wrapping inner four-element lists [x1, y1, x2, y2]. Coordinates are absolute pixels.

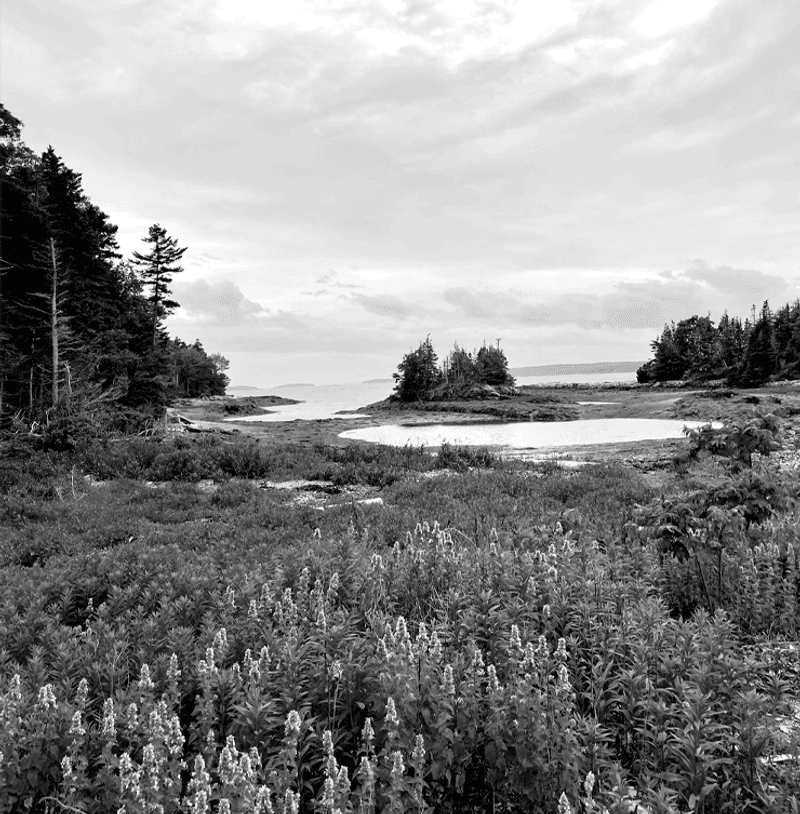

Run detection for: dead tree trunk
[[50, 239, 59, 407]]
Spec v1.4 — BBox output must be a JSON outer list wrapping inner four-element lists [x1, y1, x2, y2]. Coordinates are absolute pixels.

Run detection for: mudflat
[[170, 383, 800, 470]]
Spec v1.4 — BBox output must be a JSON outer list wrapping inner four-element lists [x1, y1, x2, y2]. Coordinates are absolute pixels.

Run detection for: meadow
[[1, 408, 800, 813]]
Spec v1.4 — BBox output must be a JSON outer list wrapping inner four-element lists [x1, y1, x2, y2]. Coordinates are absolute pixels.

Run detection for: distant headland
[[511, 361, 645, 377]]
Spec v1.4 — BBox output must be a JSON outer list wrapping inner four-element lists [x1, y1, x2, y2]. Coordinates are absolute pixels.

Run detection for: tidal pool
[[339, 418, 722, 450]]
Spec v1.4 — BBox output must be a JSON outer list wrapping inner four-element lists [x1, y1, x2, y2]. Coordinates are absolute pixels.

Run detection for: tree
[[132, 224, 187, 348], [474, 341, 514, 386], [392, 336, 441, 401], [442, 343, 475, 390], [647, 323, 686, 381], [736, 301, 777, 386]]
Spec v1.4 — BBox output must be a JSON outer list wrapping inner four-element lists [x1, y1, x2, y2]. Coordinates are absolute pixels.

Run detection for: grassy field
[[1, 388, 800, 812]]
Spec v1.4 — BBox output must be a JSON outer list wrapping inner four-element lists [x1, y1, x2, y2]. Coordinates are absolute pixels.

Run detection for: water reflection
[[339, 418, 722, 449]]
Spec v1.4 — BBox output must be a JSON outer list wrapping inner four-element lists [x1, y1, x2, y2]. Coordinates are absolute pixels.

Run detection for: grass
[[1, 425, 800, 812]]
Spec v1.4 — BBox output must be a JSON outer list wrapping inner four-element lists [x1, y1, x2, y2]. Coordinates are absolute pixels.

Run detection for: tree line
[[637, 300, 800, 386], [0, 104, 228, 430], [393, 337, 515, 401]]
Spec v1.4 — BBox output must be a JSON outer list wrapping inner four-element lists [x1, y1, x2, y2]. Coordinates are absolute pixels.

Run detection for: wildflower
[[415, 621, 429, 652], [390, 750, 405, 783], [555, 638, 567, 661], [317, 607, 327, 631], [219, 737, 239, 786], [395, 616, 411, 652], [284, 789, 300, 814], [69, 710, 86, 737], [542, 604, 551, 619], [509, 624, 522, 652], [102, 698, 116, 739], [127, 702, 139, 730], [138, 663, 155, 691], [329, 571, 340, 593], [119, 752, 143, 801], [224, 585, 236, 610], [556, 665, 571, 695], [430, 631, 443, 661], [471, 646, 485, 676], [285, 709, 302, 738], [321, 776, 336, 809], [168, 652, 181, 684], [412, 734, 425, 767], [141, 743, 161, 793], [379, 637, 391, 661], [330, 660, 343, 681], [313, 527, 321, 539], [248, 599, 259, 620], [187, 755, 213, 813], [36, 684, 57, 711], [213, 627, 228, 656], [167, 714, 184, 756], [361, 717, 375, 751], [8, 673, 21, 703], [61, 755, 75, 781], [583, 771, 595, 802], [487, 664, 500, 693], [442, 664, 455, 696], [558, 791, 572, 814], [75, 677, 89, 708], [254, 787, 274, 814], [385, 697, 399, 728], [218, 800, 232, 814]]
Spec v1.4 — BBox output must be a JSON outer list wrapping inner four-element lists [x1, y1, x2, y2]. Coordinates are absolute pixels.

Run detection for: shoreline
[[168, 383, 800, 472]]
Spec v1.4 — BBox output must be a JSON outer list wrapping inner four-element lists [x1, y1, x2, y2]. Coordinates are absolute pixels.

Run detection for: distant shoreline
[[228, 363, 644, 391], [511, 361, 644, 377]]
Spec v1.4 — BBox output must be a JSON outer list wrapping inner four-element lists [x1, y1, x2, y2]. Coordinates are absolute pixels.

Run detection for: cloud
[[173, 278, 267, 324], [351, 292, 428, 320], [440, 262, 797, 331]]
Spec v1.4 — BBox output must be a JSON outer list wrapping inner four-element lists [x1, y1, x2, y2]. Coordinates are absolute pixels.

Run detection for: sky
[[3, 0, 799, 386]]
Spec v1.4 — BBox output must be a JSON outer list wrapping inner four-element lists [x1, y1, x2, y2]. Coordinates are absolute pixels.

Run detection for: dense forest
[[393, 337, 516, 401], [638, 300, 800, 386], [0, 104, 228, 435]]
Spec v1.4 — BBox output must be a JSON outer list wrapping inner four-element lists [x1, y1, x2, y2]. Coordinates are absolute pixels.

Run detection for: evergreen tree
[[442, 343, 475, 390], [648, 323, 687, 381], [737, 301, 777, 385], [474, 341, 515, 386], [132, 224, 187, 348], [393, 336, 441, 401], [717, 311, 746, 372]]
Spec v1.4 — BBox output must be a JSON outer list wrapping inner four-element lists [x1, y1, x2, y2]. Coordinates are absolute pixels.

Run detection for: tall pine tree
[[132, 225, 186, 348]]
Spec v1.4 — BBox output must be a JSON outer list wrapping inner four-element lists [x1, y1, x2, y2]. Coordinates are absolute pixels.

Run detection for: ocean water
[[231, 371, 639, 422]]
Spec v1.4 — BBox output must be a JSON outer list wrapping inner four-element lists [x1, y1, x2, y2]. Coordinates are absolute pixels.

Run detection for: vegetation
[[393, 338, 516, 402], [1, 407, 800, 812], [0, 103, 228, 431], [637, 300, 800, 386]]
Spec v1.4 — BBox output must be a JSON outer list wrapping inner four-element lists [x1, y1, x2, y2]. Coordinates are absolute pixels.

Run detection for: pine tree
[[737, 301, 777, 385], [474, 341, 514, 386], [132, 224, 187, 348], [393, 336, 441, 401]]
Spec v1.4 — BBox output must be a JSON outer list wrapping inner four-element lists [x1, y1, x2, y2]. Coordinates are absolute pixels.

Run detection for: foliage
[[392, 337, 442, 402], [393, 339, 515, 402], [2, 433, 800, 811], [637, 299, 800, 386], [0, 104, 227, 426]]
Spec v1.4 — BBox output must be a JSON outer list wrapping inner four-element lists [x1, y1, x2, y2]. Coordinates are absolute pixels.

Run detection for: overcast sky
[[4, 0, 799, 385]]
